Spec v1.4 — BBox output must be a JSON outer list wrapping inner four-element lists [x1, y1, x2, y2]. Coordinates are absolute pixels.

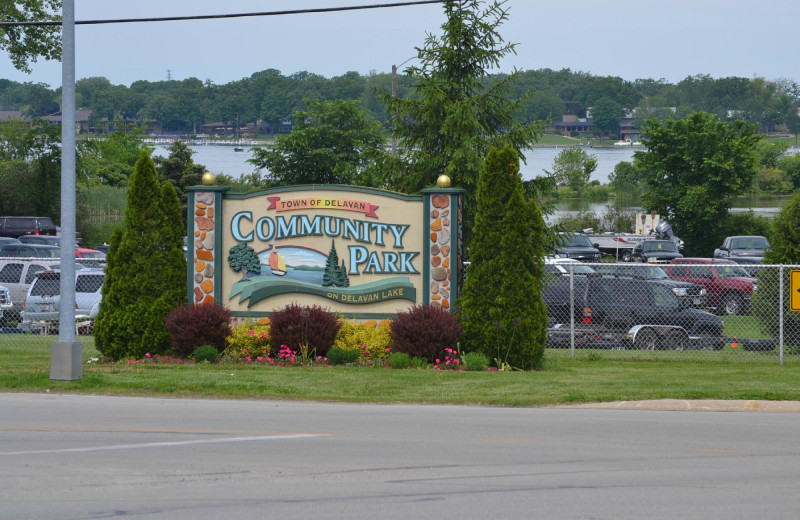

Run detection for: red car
[[75, 247, 106, 259]]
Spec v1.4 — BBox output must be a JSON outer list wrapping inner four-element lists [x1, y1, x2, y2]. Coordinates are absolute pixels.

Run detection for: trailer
[[547, 323, 725, 351]]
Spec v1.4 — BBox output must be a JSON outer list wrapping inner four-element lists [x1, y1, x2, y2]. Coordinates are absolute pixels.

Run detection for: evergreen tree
[[323, 239, 341, 287], [93, 226, 123, 358], [457, 145, 548, 369], [337, 260, 350, 288], [381, 0, 542, 250], [94, 150, 187, 360]]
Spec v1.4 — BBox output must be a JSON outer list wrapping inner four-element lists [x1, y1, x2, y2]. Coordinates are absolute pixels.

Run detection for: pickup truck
[[543, 276, 725, 350], [666, 258, 756, 316], [713, 236, 770, 264]]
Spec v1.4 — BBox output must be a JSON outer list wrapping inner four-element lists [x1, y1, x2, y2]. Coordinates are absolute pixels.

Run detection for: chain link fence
[[0, 258, 104, 337], [2, 258, 799, 365], [544, 261, 800, 364]]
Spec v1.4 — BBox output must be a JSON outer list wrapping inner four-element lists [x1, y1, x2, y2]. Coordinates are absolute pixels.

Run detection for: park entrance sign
[[186, 184, 464, 320]]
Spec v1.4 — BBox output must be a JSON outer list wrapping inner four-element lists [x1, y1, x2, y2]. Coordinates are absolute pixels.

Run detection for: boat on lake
[[613, 139, 642, 147], [268, 244, 287, 276]]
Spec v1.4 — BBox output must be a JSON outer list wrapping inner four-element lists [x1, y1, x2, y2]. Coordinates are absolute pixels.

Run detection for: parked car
[[631, 239, 683, 264], [592, 264, 707, 308], [542, 276, 724, 350], [666, 258, 756, 316], [0, 243, 60, 258], [553, 233, 602, 262], [713, 235, 770, 264], [544, 257, 597, 277], [17, 235, 61, 246], [19, 268, 105, 332], [0, 237, 21, 247], [0, 284, 12, 326], [0, 258, 61, 318], [75, 247, 106, 259], [0, 216, 57, 238]]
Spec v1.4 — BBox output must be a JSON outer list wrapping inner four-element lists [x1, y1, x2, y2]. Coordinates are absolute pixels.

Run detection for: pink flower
[[246, 356, 252, 362], [248, 331, 255, 336], [128, 360, 135, 365], [434, 366, 440, 370], [435, 359, 441, 364], [145, 353, 151, 358], [257, 356, 264, 362]]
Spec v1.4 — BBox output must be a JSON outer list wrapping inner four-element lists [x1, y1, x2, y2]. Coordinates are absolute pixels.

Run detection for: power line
[[0, 1, 448, 27]]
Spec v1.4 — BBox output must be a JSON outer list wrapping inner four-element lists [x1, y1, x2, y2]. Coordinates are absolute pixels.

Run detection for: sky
[[2, 0, 799, 89]]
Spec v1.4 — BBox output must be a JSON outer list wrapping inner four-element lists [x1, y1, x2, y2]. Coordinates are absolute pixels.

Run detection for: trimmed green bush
[[388, 352, 412, 369], [326, 347, 360, 365], [462, 351, 489, 371], [191, 345, 220, 364]]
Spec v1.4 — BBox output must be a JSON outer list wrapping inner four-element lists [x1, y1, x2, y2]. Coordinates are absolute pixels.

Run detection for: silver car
[[20, 268, 105, 331]]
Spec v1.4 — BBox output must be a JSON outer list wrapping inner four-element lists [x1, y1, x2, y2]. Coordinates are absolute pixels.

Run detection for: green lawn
[[2, 335, 799, 406]]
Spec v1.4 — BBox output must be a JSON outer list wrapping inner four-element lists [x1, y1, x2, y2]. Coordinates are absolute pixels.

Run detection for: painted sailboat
[[268, 243, 287, 276]]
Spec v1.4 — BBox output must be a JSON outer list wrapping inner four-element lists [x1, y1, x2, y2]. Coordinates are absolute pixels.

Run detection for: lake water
[[153, 144, 785, 222], [153, 144, 636, 185]]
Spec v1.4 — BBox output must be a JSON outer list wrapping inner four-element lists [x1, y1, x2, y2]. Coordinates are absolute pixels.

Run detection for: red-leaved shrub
[[269, 303, 341, 356], [389, 305, 462, 363], [164, 304, 233, 358]]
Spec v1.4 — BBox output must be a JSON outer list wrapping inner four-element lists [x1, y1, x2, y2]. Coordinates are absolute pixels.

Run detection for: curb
[[560, 399, 800, 413]]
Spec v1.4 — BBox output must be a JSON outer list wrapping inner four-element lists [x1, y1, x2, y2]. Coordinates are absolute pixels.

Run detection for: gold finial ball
[[201, 172, 215, 185], [436, 174, 451, 188]]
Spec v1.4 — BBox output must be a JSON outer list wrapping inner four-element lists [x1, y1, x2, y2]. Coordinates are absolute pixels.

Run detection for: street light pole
[[391, 56, 416, 158], [51, 0, 81, 381]]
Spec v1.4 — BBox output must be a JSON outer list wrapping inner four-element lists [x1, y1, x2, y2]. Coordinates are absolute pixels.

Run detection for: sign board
[[186, 185, 464, 320], [791, 270, 800, 312]]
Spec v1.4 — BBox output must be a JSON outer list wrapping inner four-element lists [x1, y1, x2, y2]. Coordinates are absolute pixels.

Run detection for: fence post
[[569, 264, 575, 360], [779, 265, 784, 365]]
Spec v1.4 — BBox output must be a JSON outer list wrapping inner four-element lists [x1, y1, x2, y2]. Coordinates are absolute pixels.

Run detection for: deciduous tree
[[549, 146, 597, 196], [248, 98, 390, 187], [634, 111, 761, 257], [1, 0, 61, 73]]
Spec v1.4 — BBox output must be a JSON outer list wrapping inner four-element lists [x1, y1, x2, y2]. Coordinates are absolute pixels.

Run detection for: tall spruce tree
[[94, 150, 187, 360], [381, 0, 542, 250], [456, 145, 548, 369], [323, 240, 340, 287]]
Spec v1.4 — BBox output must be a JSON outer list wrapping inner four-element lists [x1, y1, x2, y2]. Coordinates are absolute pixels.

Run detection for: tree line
[[2, 68, 798, 136]]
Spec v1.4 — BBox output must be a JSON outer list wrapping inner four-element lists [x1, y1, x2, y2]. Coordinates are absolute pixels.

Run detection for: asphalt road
[[2, 393, 800, 520]]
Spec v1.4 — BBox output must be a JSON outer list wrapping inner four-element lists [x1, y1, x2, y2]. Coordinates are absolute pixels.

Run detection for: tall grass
[[76, 186, 127, 246]]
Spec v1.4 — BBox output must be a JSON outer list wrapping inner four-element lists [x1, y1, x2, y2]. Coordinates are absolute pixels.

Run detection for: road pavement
[[2, 393, 800, 520]]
